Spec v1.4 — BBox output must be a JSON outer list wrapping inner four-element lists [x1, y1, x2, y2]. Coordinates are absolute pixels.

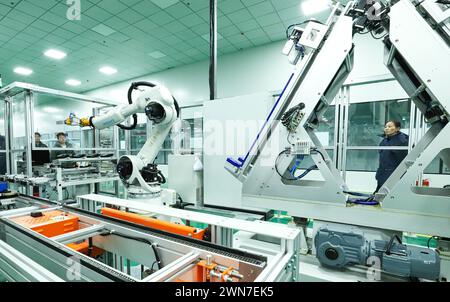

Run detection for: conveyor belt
[[66, 205, 268, 267]]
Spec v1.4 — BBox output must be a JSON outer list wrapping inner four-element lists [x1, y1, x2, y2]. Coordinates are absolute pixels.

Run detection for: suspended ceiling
[[0, 0, 337, 93]]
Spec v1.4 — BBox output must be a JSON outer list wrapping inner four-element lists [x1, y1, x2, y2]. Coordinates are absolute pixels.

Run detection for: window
[[316, 105, 335, 147], [346, 150, 379, 172], [345, 99, 411, 173], [347, 99, 411, 146]]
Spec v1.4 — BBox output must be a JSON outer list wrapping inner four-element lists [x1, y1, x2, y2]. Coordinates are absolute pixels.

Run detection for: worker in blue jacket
[[375, 120, 409, 192]]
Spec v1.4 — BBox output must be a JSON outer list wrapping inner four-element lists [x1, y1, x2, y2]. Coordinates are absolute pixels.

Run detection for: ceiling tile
[[97, 0, 128, 15]]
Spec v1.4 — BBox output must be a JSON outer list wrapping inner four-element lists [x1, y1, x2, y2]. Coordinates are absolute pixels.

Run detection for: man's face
[[384, 122, 399, 136], [35, 134, 40, 144], [57, 134, 66, 144]]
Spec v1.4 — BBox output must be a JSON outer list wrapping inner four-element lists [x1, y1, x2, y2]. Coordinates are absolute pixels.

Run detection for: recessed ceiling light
[[66, 79, 81, 86], [44, 49, 67, 60], [14, 67, 33, 76], [301, 0, 331, 15], [99, 66, 117, 75], [43, 107, 62, 113]]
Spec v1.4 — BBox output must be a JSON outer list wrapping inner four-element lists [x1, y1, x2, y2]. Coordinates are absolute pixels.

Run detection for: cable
[[275, 149, 317, 181], [356, 28, 371, 35], [346, 190, 379, 205], [311, 148, 326, 161], [290, 155, 304, 176], [117, 82, 152, 130], [287, 133, 295, 145], [275, 150, 297, 181], [151, 260, 159, 273], [101, 230, 162, 270], [294, 164, 317, 180], [427, 236, 439, 249], [385, 234, 402, 255], [281, 103, 305, 132], [116, 81, 181, 131], [343, 190, 372, 198], [157, 171, 166, 184], [347, 198, 379, 206], [370, 30, 388, 40]]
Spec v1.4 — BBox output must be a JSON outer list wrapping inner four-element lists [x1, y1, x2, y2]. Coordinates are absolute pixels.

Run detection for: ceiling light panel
[[66, 79, 81, 86], [44, 49, 67, 60], [99, 66, 118, 75], [301, 0, 331, 15], [14, 67, 33, 75]]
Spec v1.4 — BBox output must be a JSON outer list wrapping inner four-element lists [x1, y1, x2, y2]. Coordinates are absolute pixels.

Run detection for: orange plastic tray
[[11, 210, 79, 238]]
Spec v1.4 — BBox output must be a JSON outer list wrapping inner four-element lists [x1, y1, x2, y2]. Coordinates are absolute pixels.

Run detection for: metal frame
[[0, 82, 118, 106], [225, 0, 450, 237], [226, 5, 355, 206], [0, 240, 63, 282], [0, 82, 121, 201], [0, 194, 300, 282]]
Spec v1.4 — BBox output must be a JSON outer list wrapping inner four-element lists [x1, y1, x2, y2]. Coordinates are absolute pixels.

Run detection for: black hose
[[157, 171, 166, 184], [129, 81, 180, 117], [275, 150, 297, 181], [102, 231, 162, 270], [385, 234, 402, 255], [117, 81, 180, 130]]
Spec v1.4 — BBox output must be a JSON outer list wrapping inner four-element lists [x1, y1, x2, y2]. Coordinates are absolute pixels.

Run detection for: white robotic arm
[[89, 84, 177, 130], [71, 82, 180, 197]]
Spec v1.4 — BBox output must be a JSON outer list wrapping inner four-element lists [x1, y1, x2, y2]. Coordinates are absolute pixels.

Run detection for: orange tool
[[101, 208, 205, 240]]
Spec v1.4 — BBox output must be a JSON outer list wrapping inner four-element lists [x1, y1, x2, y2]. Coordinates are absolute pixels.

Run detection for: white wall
[[85, 34, 394, 105], [85, 41, 293, 106]]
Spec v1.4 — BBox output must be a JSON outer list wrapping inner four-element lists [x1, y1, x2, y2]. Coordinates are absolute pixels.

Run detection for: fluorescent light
[[43, 107, 62, 113], [99, 66, 117, 75], [44, 49, 67, 60], [14, 67, 33, 76], [301, 0, 331, 16], [66, 79, 81, 86]]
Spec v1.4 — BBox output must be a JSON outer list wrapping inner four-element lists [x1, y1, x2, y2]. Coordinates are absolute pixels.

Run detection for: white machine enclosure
[[226, 11, 354, 205], [168, 154, 203, 206], [225, 0, 450, 237]]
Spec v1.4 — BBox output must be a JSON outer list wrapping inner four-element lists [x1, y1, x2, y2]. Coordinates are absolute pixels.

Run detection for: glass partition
[[347, 99, 411, 147], [11, 92, 27, 151], [316, 105, 336, 147], [32, 93, 116, 152], [0, 102, 5, 175]]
